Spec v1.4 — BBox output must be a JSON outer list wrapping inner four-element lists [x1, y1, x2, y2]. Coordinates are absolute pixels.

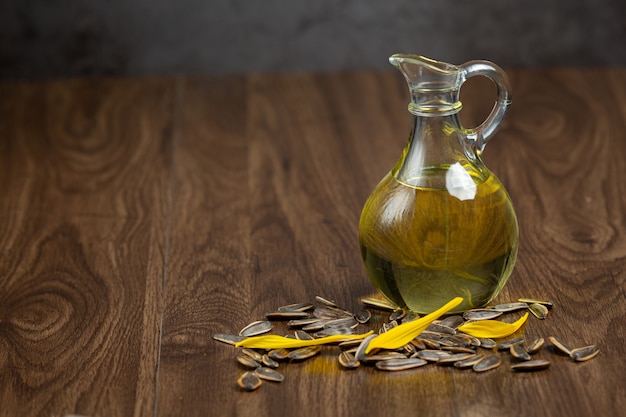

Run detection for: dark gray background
[[1, 0, 624, 80]]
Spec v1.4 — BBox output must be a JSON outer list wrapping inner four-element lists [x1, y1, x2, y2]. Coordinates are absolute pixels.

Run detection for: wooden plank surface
[[1, 67, 625, 417], [0, 78, 176, 416]]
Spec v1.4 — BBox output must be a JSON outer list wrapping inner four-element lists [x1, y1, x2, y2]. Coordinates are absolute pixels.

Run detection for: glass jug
[[359, 54, 518, 314]]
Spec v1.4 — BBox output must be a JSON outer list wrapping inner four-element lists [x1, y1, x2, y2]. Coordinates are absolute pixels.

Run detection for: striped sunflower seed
[[238, 371, 262, 391], [237, 355, 261, 369], [254, 367, 285, 382], [262, 354, 279, 368], [277, 302, 314, 312], [454, 354, 484, 369], [239, 320, 272, 337], [315, 295, 338, 307], [473, 354, 502, 372], [438, 315, 464, 329], [529, 303, 549, 320], [491, 302, 529, 312], [478, 338, 497, 349], [463, 309, 503, 321], [497, 337, 524, 351], [570, 345, 600, 362], [338, 351, 360, 369], [288, 346, 321, 361], [526, 337, 544, 354], [511, 359, 551, 372], [265, 311, 309, 320], [241, 348, 263, 362], [294, 330, 314, 340], [360, 297, 398, 311], [375, 358, 427, 371], [213, 333, 245, 346], [510, 344, 531, 361], [549, 336, 573, 355], [518, 298, 553, 308], [267, 348, 290, 361]]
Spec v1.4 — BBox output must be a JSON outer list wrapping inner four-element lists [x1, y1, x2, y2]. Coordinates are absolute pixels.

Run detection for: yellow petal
[[457, 312, 529, 339], [365, 297, 464, 353], [234, 331, 375, 349]]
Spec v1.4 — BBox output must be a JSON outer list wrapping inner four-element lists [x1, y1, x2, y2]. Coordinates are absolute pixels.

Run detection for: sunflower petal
[[234, 331, 375, 349], [457, 312, 529, 338], [364, 297, 464, 353]]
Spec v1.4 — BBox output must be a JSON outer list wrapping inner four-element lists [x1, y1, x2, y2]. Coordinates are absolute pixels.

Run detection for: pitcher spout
[[389, 54, 464, 116]]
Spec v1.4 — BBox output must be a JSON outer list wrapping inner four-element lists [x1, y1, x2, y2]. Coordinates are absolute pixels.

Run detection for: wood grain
[[0, 78, 175, 417], [1, 67, 625, 417]]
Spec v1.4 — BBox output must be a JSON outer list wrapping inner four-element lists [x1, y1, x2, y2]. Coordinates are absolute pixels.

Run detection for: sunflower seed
[[314, 327, 355, 338], [497, 337, 524, 351], [426, 323, 456, 335], [491, 302, 529, 312], [324, 317, 359, 329], [549, 336, 573, 355], [510, 344, 531, 361], [287, 317, 322, 328], [442, 346, 476, 354], [338, 351, 360, 369], [354, 334, 378, 361], [478, 338, 497, 349], [526, 337, 545, 354], [511, 359, 551, 371], [241, 348, 263, 362], [267, 348, 290, 361], [416, 349, 453, 362], [237, 355, 261, 369], [381, 320, 398, 333], [301, 321, 326, 332], [239, 320, 272, 337], [463, 309, 504, 321], [315, 295, 338, 307], [418, 332, 443, 341], [454, 354, 484, 369], [254, 367, 285, 382], [237, 371, 262, 391], [529, 303, 549, 320], [375, 358, 427, 371], [354, 309, 372, 324], [265, 311, 310, 320], [313, 306, 352, 319], [213, 333, 245, 346], [445, 334, 475, 347], [294, 330, 314, 340], [420, 338, 441, 350], [403, 343, 419, 356], [278, 302, 314, 312], [410, 339, 427, 350], [262, 354, 279, 368], [288, 346, 321, 361], [338, 339, 363, 350], [473, 354, 502, 372], [438, 315, 464, 328], [403, 311, 422, 323], [360, 297, 398, 311], [437, 352, 478, 365], [570, 345, 600, 362], [389, 309, 407, 321], [363, 352, 408, 362], [518, 298, 553, 308]]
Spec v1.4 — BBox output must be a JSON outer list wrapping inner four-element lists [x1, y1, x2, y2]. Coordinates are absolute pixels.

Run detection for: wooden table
[[1, 67, 625, 417]]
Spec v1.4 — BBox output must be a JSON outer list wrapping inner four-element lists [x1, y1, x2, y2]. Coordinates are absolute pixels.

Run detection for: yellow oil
[[359, 166, 518, 314]]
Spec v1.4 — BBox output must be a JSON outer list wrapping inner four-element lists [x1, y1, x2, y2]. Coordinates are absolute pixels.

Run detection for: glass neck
[[392, 113, 482, 189]]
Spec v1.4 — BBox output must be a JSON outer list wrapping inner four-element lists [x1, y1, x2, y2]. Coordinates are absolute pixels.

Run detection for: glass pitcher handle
[[460, 60, 512, 152]]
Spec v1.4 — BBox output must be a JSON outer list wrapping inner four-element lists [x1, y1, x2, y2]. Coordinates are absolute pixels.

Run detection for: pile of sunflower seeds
[[213, 296, 600, 391]]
